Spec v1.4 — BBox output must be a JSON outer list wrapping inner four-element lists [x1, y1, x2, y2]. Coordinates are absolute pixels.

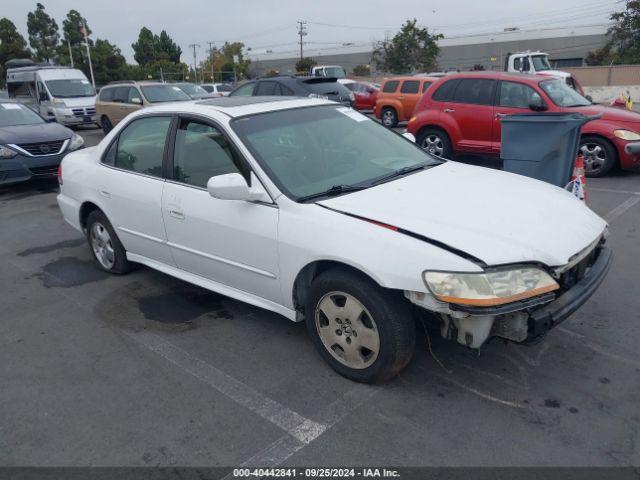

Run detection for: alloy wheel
[[580, 142, 607, 175], [421, 134, 444, 157], [382, 110, 396, 127], [90, 222, 115, 269], [315, 291, 380, 369]]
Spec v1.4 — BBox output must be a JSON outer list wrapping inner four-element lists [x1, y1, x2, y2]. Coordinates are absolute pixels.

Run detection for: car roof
[[382, 76, 440, 83], [439, 71, 551, 83], [137, 96, 335, 119]]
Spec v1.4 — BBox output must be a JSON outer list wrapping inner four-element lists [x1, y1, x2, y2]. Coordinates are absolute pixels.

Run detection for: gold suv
[[96, 81, 191, 133]]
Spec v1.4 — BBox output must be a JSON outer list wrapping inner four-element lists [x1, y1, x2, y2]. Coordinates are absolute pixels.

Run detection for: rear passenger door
[[398, 80, 421, 120], [445, 78, 497, 153]]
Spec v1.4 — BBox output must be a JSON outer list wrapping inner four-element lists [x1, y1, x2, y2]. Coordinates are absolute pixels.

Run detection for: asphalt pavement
[[0, 125, 639, 468]]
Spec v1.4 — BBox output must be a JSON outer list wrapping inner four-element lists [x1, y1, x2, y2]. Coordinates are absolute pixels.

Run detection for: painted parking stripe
[[604, 196, 640, 222], [590, 187, 640, 196], [125, 330, 326, 444]]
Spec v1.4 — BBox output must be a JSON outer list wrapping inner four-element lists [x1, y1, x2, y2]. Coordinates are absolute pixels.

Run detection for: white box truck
[[5, 60, 97, 126]]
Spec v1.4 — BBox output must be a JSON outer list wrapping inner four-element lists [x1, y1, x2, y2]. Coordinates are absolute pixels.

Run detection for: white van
[[6, 64, 97, 126]]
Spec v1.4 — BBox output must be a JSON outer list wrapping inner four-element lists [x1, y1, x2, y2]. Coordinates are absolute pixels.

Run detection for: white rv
[[6, 63, 97, 126]]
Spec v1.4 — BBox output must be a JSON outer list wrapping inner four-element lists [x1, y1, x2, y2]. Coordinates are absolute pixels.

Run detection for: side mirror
[[402, 132, 416, 143], [45, 117, 57, 123], [207, 172, 271, 203], [131, 97, 143, 105]]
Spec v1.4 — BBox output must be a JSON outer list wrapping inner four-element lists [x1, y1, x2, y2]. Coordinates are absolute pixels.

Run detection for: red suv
[[406, 72, 640, 177]]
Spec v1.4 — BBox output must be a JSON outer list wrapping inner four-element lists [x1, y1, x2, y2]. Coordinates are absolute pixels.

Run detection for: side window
[[231, 82, 255, 96], [498, 81, 542, 109], [400, 80, 419, 94], [127, 87, 142, 104], [279, 83, 294, 95], [452, 79, 496, 105], [422, 81, 433, 93], [113, 87, 129, 103], [173, 119, 244, 188], [99, 87, 115, 102], [431, 79, 459, 101], [37, 81, 49, 100], [114, 116, 171, 177], [254, 81, 277, 96], [513, 58, 522, 71], [382, 80, 399, 93]]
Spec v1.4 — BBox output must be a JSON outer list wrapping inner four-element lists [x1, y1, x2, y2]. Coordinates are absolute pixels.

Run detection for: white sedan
[[57, 97, 612, 383]]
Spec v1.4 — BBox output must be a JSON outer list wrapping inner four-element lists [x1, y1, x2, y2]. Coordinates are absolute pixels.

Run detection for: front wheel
[[416, 128, 452, 159], [305, 268, 415, 383], [580, 136, 617, 177], [380, 107, 398, 128]]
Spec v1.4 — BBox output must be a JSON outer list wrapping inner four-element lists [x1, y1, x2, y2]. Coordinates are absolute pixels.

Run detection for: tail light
[[57, 164, 63, 186]]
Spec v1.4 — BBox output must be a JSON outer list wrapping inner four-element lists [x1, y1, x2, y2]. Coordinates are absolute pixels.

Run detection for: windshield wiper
[[370, 163, 431, 186], [297, 184, 368, 202]]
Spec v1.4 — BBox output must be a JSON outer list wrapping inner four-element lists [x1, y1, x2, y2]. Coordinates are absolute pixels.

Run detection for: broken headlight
[[424, 267, 559, 307]]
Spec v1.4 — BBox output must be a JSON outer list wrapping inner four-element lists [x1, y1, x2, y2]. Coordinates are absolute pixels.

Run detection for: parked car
[[95, 81, 191, 134], [374, 76, 438, 127], [406, 72, 640, 177], [57, 96, 611, 383], [173, 82, 215, 99], [0, 100, 83, 186], [345, 81, 379, 111], [200, 83, 234, 96], [230, 76, 355, 107]]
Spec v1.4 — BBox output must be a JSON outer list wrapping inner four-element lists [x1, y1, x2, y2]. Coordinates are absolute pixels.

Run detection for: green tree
[[57, 10, 92, 73], [131, 27, 156, 66], [295, 57, 316, 73], [586, 1, 640, 65], [91, 39, 127, 86], [27, 2, 59, 62], [200, 41, 250, 81], [155, 30, 181, 63], [373, 19, 442, 74], [0, 18, 31, 87], [352, 64, 371, 76]]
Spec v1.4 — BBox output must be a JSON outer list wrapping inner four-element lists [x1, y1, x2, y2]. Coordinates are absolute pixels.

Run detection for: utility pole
[[206, 41, 216, 82], [79, 19, 95, 88], [297, 20, 307, 61], [67, 39, 74, 68], [189, 43, 200, 83]]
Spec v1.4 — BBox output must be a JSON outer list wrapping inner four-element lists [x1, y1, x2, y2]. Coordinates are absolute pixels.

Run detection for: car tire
[[85, 210, 133, 274], [417, 128, 452, 159], [381, 107, 398, 128], [101, 116, 113, 135], [579, 136, 617, 178], [305, 268, 415, 383]]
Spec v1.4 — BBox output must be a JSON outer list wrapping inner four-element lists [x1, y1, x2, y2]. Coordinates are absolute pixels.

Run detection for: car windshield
[[232, 105, 441, 201], [45, 79, 95, 98], [540, 79, 591, 107], [177, 83, 208, 97], [323, 67, 346, 78], [141, 85, 191, 103], [531, 55, 551, 71], [0, 103, 44, 127]]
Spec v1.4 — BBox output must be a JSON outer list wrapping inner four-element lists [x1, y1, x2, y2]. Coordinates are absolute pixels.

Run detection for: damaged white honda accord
[[57, 97, 612, 383]]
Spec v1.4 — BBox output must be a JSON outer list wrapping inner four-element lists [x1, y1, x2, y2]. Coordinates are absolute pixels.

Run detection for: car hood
[[54, 96, 96, 108], [0, 122, 73, 144], [317, 161, 607, 267], [569, 104, 640, 126], [538, 70, 571, 79]]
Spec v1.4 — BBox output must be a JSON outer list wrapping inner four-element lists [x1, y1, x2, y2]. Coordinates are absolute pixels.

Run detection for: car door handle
[[168, 209, 185, 220], [444, 108, 455, 113], [398, 95, 405, 99], [495, 113, 507, 119], [99, 189, 111, 198]]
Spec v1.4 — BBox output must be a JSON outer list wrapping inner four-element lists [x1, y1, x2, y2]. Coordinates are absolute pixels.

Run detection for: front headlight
[[68, 133, 84, 151], [614, 129, 640, 141], [0, 145, 17, 159], [424, 267, 559, 307]]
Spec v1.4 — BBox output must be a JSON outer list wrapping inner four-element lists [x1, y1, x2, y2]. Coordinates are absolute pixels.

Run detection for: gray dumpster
[[501, 112, 601, 187]]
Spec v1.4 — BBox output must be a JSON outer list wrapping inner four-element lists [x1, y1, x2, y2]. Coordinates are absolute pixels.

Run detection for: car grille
[[16, 140, 66, 156], [29, 165, 59, 175], [71, 107, 96, 117], [558, 245, 602, 291]]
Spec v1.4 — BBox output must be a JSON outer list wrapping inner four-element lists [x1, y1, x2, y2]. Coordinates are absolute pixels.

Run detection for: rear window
[[382, 81, 399, 93], [451, 79, 496, 106], [431, 79, 459, 101], [400, 81, 419, 94], [99, 87, 115, 101]]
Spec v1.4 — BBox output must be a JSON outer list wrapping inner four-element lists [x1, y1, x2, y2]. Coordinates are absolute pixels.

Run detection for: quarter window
[[451, 79, 496, 105], [382, 80, 399, 93], [432, 79, 459, 101], [114, 116, 171, 177], [422, 81, 433, 93], [400, 80, 419, 94], [173, 119, 244, 188]]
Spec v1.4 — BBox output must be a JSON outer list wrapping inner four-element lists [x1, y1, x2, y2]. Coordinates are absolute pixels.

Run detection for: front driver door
[[162, 116, 281, 303]]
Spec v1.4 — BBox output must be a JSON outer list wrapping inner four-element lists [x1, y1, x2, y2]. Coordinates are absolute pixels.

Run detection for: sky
[[0, 0, 621, 64]]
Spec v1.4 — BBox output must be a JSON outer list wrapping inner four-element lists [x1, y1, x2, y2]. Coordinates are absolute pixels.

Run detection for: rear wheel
[[86, 210, 132, 274], [381, 107, 398, 128], [305, 268, 415, 383], [580, 136, 616, 177], [417, 128, 452, 159], [101, 116, 113, 135]]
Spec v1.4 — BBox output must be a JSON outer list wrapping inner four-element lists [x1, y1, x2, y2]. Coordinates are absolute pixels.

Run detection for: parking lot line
[[125, 329, 327, 444], [604, 196, 640, 222], [590, 187, 640, 196]]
